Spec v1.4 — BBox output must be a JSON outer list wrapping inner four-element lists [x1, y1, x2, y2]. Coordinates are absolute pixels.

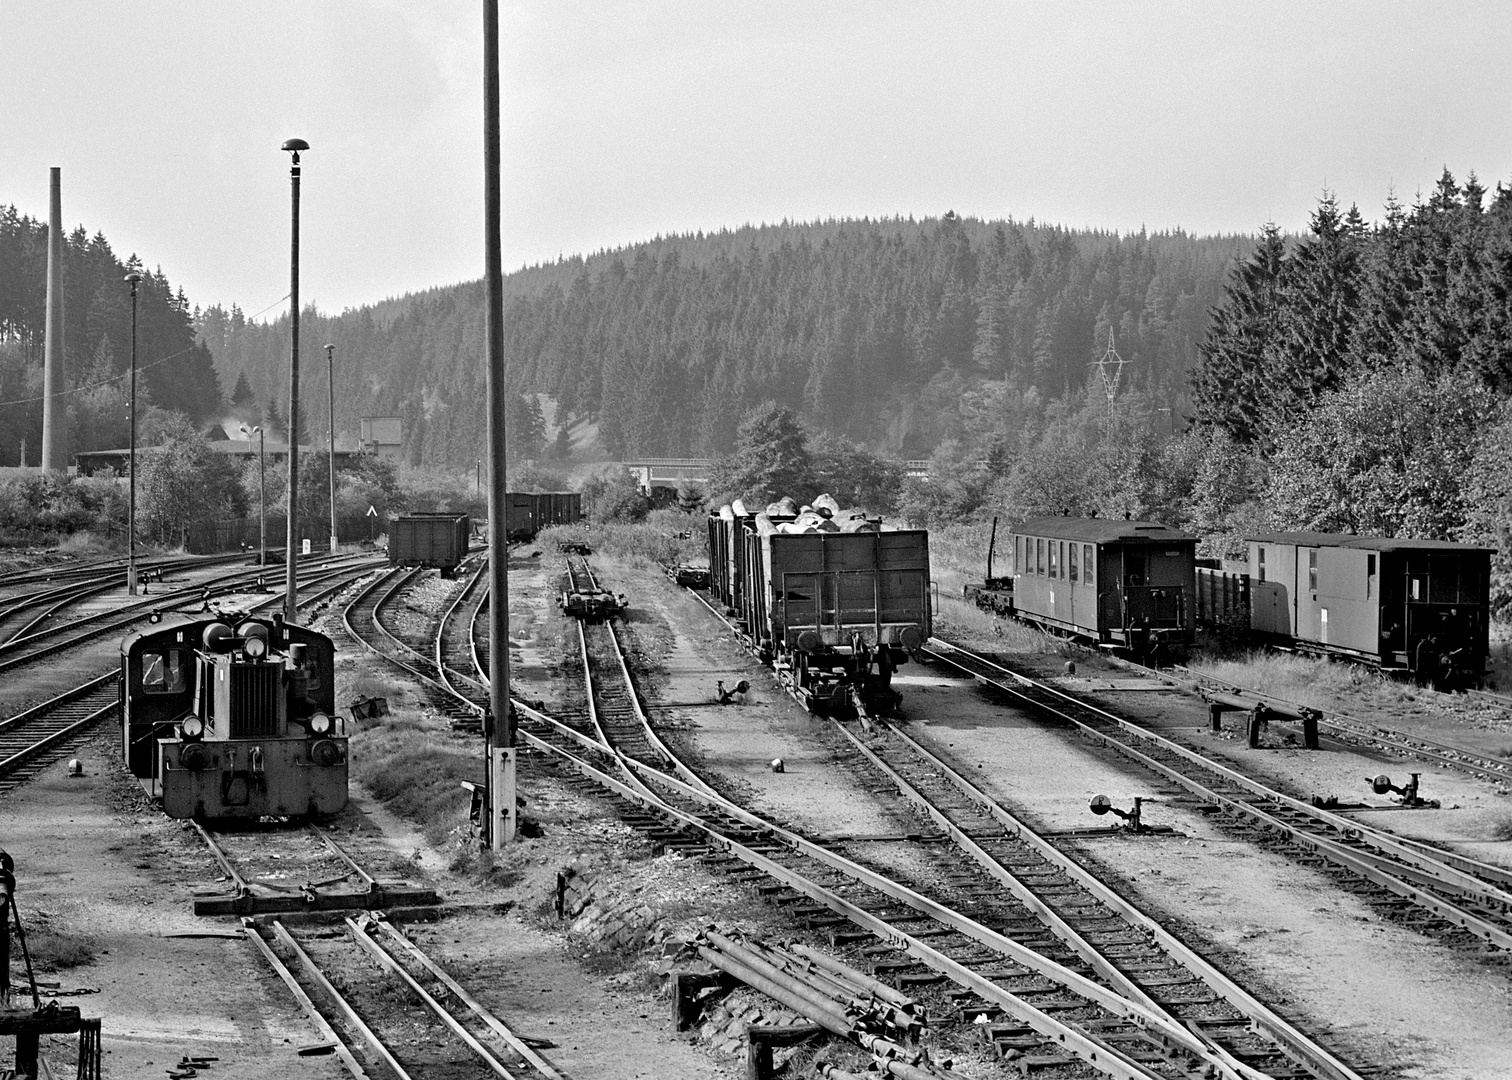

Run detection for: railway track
[[191, 823, 559, 1079], [338, 558, 1374, 1080], [924, 638, 1512, 953], [0, 549, 377, 678], [1112, 659, 1512, 786], [0, 558, 385, 793]]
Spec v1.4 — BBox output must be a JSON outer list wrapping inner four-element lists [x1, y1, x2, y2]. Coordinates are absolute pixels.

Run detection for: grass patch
[[11, 909, 99, 972], [1187, 649, 1413, 714], [1486, 813, 1512, 842], [348, 710, 479, 847]]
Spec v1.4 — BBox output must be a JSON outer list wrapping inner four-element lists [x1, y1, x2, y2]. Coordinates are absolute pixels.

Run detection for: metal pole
[[282, 138, 309, 622], [259, 428, 267, 567], [326, 343, 338, 553], [484, 0, 515, 846], [125, 272, 142, 594]]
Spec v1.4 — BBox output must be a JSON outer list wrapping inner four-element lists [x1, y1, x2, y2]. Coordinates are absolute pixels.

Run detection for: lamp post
[[281, 138, 308, 623], [124, 272, 142, 594], [325, 343, 338, 553]]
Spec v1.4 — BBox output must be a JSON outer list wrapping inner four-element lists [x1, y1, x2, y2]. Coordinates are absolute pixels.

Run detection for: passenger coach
[[1009, 516, 1197, 650], [1245, 532, 1490, 685]]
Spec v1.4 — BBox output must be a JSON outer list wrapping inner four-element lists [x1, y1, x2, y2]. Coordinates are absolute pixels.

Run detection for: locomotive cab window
[[140, 650, 186, 694]]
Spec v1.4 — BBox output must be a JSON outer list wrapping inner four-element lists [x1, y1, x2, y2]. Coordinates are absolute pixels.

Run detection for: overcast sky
[[5, 2, 1511, 317]]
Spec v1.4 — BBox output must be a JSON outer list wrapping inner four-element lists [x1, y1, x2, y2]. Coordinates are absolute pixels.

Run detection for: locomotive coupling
[[1368, 773, 1440, 809]]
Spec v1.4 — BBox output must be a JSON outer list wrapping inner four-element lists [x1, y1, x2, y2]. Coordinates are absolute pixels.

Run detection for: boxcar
[[389, 513, 470, 577], [120, 615, 348, 819], [1246, 532, 1490, 684], [1008, 517, 1197, 651], [504, 492, 583, 540]]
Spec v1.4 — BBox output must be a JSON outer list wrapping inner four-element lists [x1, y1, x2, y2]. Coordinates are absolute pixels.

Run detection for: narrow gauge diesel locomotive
[[120, 614, 348, 819], [708, 500, 931, 716], [1197, 532, 1491, 686], [963, 516, 1198, 654]]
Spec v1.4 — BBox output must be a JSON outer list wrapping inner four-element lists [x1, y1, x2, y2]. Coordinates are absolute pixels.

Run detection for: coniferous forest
[[0, 206, 221, 464], [3, 171, 1511, 609]]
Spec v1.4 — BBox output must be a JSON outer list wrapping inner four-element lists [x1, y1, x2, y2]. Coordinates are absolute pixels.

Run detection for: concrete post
[[41, 169, 67, 472]]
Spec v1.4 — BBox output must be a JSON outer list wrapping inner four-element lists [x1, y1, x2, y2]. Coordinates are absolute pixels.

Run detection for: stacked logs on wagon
[[726, 493, 882, 536]]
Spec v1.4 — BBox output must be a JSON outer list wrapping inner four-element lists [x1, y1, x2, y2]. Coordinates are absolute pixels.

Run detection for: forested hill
[[0, 205, 221, 466], [199, 214, 1251, 468]]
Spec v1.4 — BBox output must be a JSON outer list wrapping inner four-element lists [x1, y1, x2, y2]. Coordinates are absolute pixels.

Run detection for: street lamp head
[[324, 343, 335, 357], [124, 272, 142, 284], [281, 138, 310, 153]]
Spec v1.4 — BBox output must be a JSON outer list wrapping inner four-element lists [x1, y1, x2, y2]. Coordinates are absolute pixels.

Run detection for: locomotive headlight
[[310, 739, 342, 767], [307, 712, 333, 735], [181, 715, 205, 740], [180, 743, 210, 771], [237, 621, 270, 658], [898, 624, 924, 651], [243, 635, 267, 659]]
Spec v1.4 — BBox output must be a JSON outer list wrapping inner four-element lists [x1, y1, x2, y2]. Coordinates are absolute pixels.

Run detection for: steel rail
[[514, 700, 1245, 1072], [1160, 661, 1512, 784], [191, 821, 251, 896], [269, 919, 415, 1080], [344, 915, 519, 1079], [435, 555, 491, 707], [2, 578, 120, 643], [240, 921, 370, 1079], [514, 721, 1239, 1080], [682, 582, 1362, 1078], [931, 638, 1512, 903], [0, 551, 381, 675], [0, 700, 115, 779], [447, 583, 1281, 1078], [367, 916, 565, 1080], [870, 718, 1367, 1080], [0, 560, 381, 789], [310, 825, 377, 893], [926, 639, 1512, 949]]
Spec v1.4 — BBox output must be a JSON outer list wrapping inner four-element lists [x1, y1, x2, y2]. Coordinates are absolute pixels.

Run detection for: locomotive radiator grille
[[229, 662, 281, 738]]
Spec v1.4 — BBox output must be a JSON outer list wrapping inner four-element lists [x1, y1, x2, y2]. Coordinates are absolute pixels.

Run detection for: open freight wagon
[[712, 502, 931, 716], [389, 513, 471, 577]]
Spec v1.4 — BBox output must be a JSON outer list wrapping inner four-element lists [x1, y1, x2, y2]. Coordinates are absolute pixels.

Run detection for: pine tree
[[1190, 224, 1287, 445], [230, 371, 255, 406], [709, 401, 814, 506]]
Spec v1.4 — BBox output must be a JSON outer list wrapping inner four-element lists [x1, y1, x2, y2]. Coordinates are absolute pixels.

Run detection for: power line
[[0, 344, 199, 407]]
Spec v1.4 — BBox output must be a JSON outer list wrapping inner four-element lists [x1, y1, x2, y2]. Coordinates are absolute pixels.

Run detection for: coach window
[[1048, 541, 1059, 578], [141, 650, 186, 694], [1083, 545, 1094, 585], [1308, 549, 1318, 593], [1069, 543, 1079, 582], [1036, 538, 1044, 575], [1014, 536, 1022, 575], [1366, 553, 1377, 599], [1257, 547, 1266, 583]]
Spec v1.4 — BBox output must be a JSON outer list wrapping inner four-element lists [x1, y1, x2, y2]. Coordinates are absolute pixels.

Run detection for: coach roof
[[1013, 517, 1196, 544], [1246, 531, 1493, 553]]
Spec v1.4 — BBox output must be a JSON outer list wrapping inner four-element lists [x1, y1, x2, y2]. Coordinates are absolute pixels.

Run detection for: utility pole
[[326, 343, 338, 554], [125, 272, 142, 594], [483, 0, 515, 846]]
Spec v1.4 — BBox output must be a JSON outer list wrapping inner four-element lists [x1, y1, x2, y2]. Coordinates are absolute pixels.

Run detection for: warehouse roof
[[1013, 516, 1196, 544], [1246, 531, 1493, 553]]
